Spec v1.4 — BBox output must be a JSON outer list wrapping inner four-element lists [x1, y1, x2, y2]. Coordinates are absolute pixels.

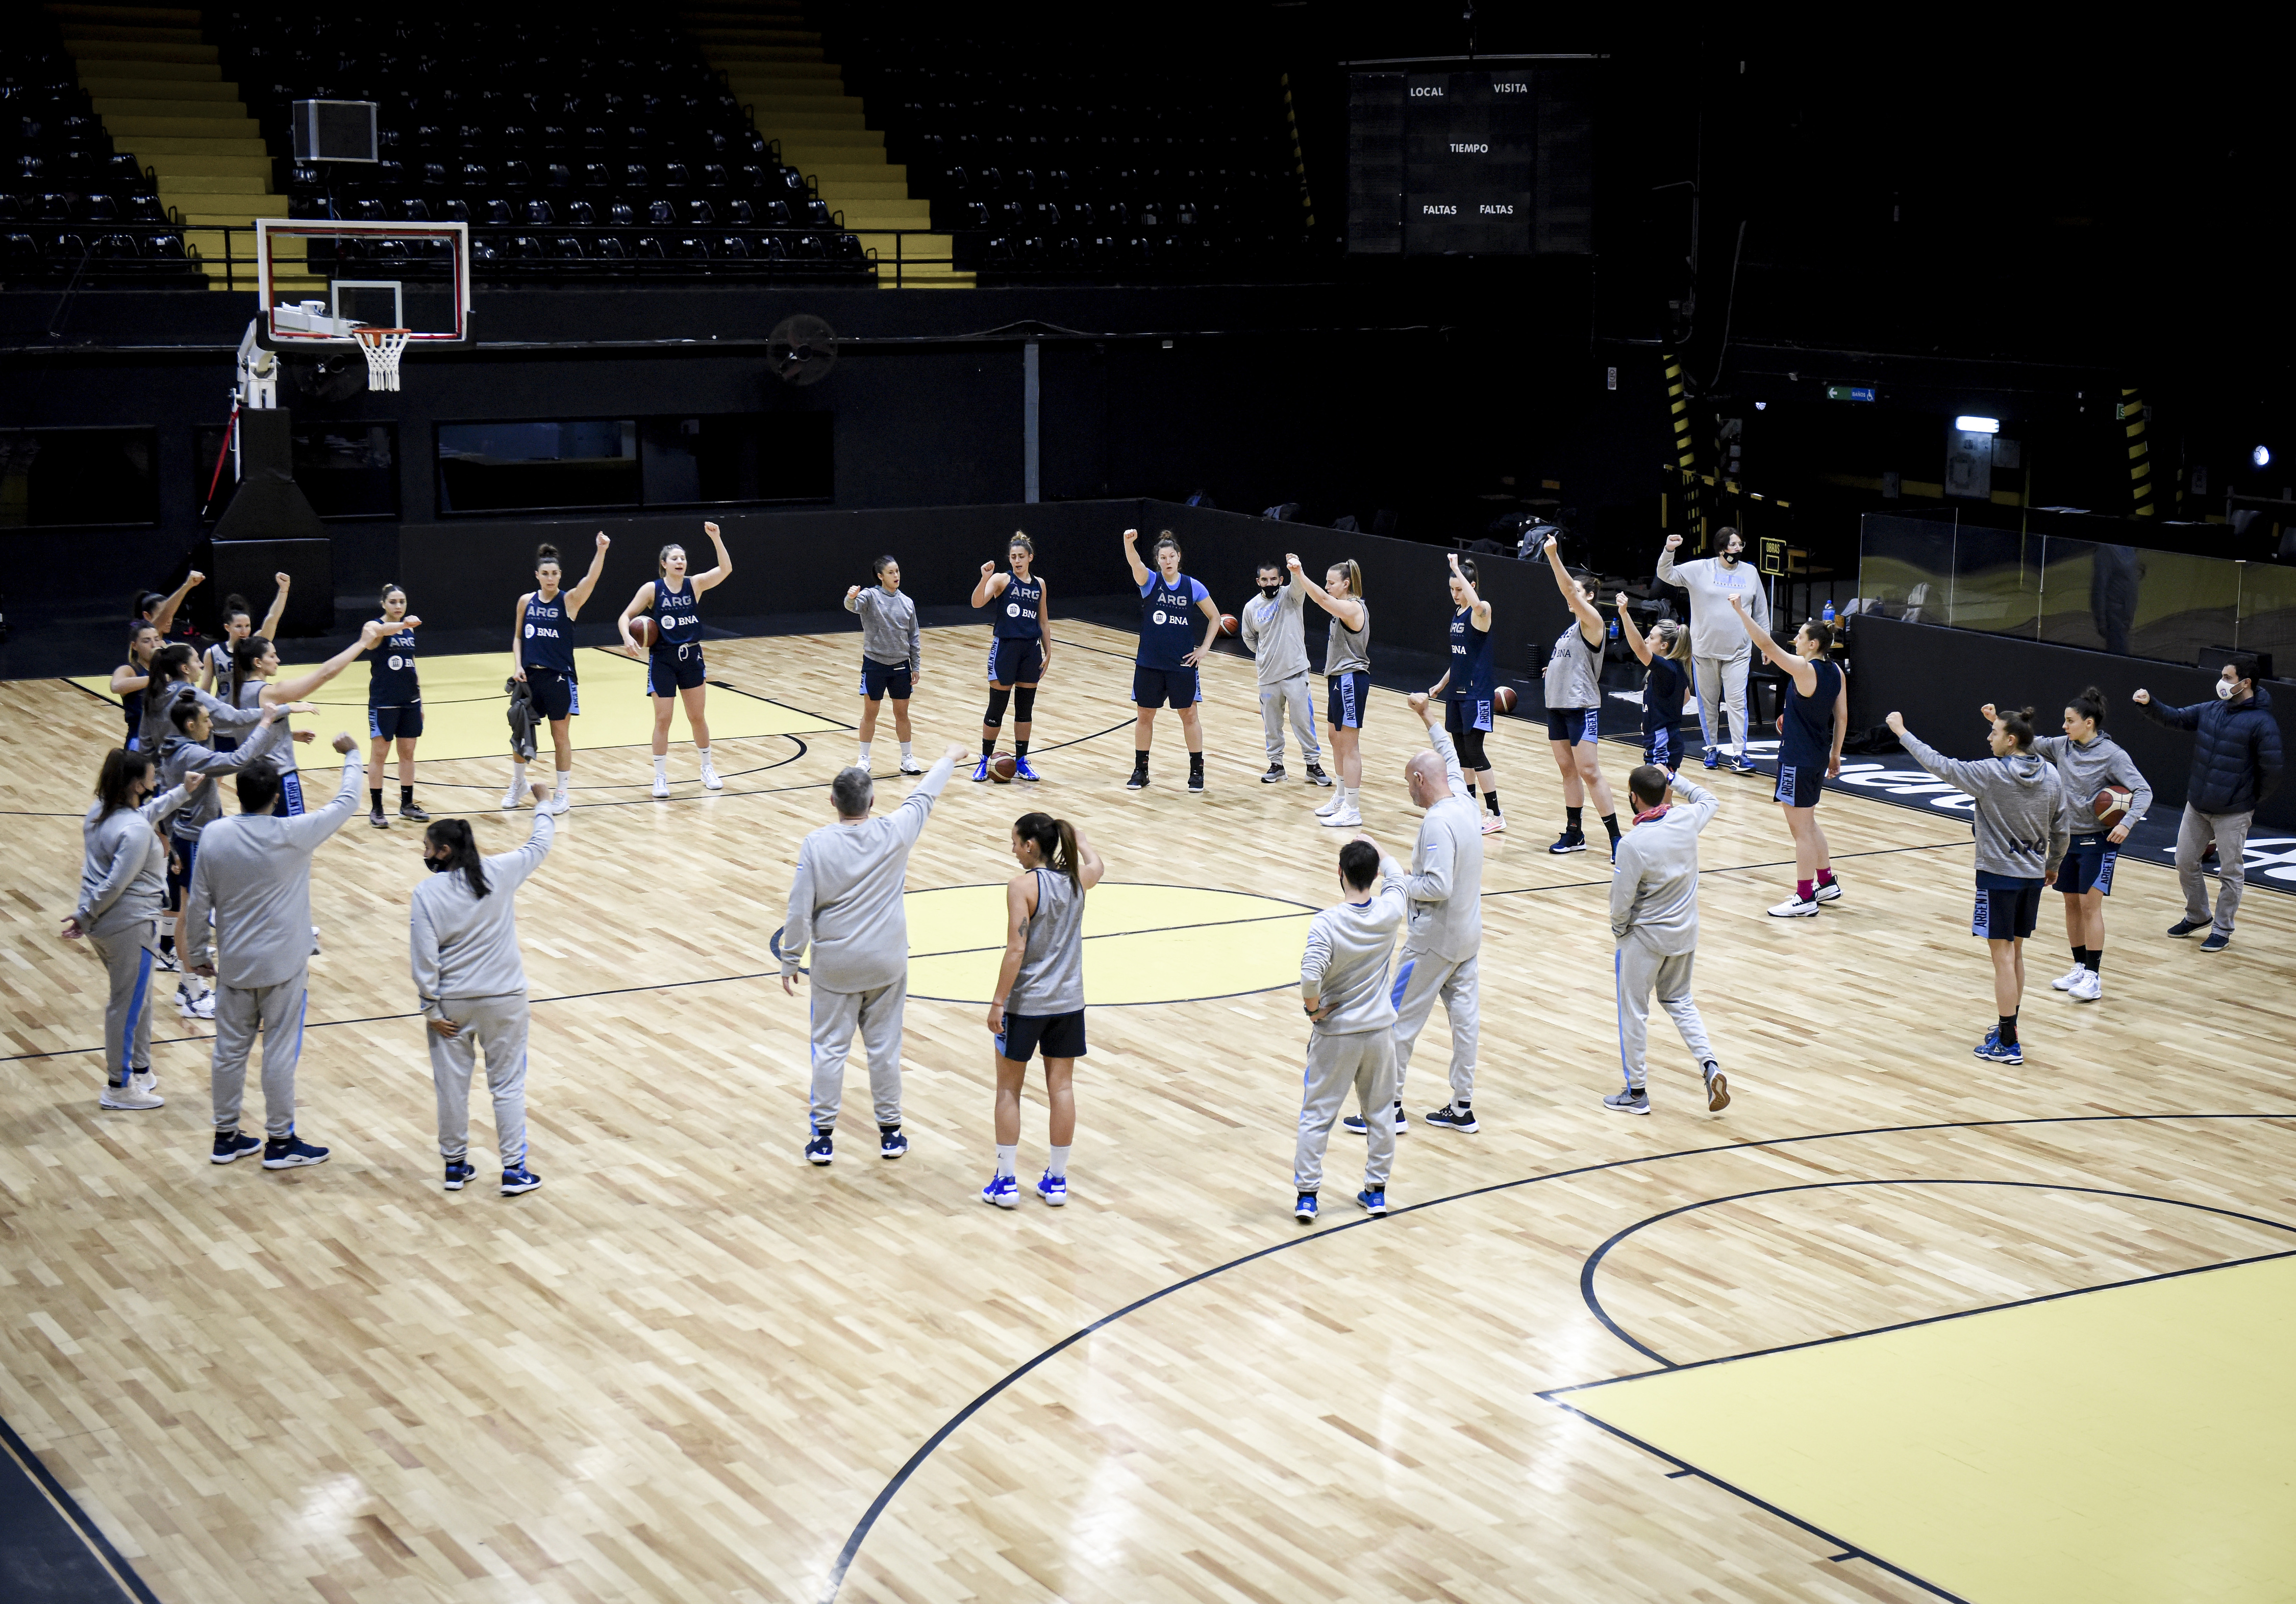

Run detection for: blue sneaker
[[879, 1124, 908, 1160], [1013, 755, 1041, 783], [2201, 931, 2231, 953], [1355, 1187, 1389, 1216], [211, 1129, 262, 1165], [1728, 754, 1759, 775], [1973, 1029, 2024, 1065], [1035, 1169, 1067, 1206], [971, 755, 993, 782], [443, 1159, 477, 1191], [981, 1172, 1019, 1209], [1702, 749, 1720, 770], [261, 1131, 331, 1169], [1293, 1191, 1318, 1222], [805, 1127, 834, 1166], [500, 1164, 542, 1196]]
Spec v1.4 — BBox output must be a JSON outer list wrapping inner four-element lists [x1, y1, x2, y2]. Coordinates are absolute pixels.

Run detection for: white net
[[354, 327, 412, 391]]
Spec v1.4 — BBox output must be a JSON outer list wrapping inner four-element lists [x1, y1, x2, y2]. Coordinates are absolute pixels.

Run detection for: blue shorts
[[997, 1008, 1087, 1062], [369, 703, 425, 741], [2060, 833, 2119, 896], [166, 834, 197, 909], [647, 643, 707, 695], [528, 667, 579, 721], [1973, 876, 2043, 940], [1543, 705, 1595, 744], [1449, 696, 1495, 735], [1327, 671, 1369, 730], [271, 766, 306, 818], [860, 657, 913, 701], [1133, 664, 1200, 709], [989, 636, 1044, 686], [1643, 723, 1678, 770], [1774, 761, 1826, 808]]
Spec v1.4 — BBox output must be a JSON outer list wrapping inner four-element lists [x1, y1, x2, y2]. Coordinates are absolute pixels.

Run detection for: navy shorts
[[1544, 705, 1596, 744], [1643, 723, 1678, 770], [2060, 833, 2119, 896], [989, 636, 1044, 686], [1972, 877, 2043, 940], [1133, 664, 1200, 709], [998, 1008, 1087, 1062], [271, 766, 306, 818], [369, 703, 425, 741], [1448, 696, 1495, 735], [166, 834, 197, 909], [860, 657, 914, 701], [1774, 761, 1826, 808], [528, 667, 579, 721], [647, 643, 707, 695], [1327, 670, 1369, 730]]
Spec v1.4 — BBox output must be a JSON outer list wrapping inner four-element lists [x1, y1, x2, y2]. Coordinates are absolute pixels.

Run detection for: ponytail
[[1802, 618, 1837, 654], [2068, 684, 2108, 730], [1332, 558, 1364, 598], [1653, 618, 1690, 661], [1996, 704, 2037, 749], [423, 818, 491, 898], [1013, 811, 1082, 889], [168, 687, 205, 734], [94, 747, 156, 819], [229, 634, 269, 706]]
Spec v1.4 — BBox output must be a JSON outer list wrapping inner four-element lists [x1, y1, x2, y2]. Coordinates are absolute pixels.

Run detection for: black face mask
[[423, 855, 453, 874], [1259, 582, 1281, 599], [1720, 548, 1740, 565]]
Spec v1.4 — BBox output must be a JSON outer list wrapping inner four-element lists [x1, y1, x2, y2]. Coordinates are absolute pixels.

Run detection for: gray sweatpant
[[87, 916, 161, 1082], [1615, 939, 1714, 1092], [1259, 673, 1322, 766], [2176, 804, 2252, 936], [211, 964, 308, 1136], [426, 993, 530, 1167], [1294, 1028, 1397, 1192], [1692, 649, 1753, 760], [810, 976, 907, 1131], [1391, 950, 1479, 1108]]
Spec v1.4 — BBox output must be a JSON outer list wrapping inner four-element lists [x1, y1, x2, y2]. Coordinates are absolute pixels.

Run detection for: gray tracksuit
[[411, 810, 556, 1167], [1241, 579, 1320, 767], [1392, 727, 1485, 1108], [75, 784, 195, 1083], [1655, 549, 1768, 758], [845, 585, 923, 671], [781, 754, 955, 1130], [2030, 732, 2152, 837], [182, 754, 362, 1134], [1898, 732, 2069, 882], [160, 717, 291, 841], [1610, 775, 1721, 1092], [139, 681, 259, 756], [1294, 861, 1407, 1192]]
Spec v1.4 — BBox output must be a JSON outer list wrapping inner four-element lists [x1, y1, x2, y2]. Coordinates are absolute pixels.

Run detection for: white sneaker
[[1766, 894, 1819, 918], [899, 756, 925, 775], [2051, 963, 2087, 992], [501, 787, 525, 810], [1314, 793, 1343, 818], [99, 1080, 164, 1111], [176, 985, 198, 1021], [1480, 813, 1506, 835], [650, 774, 670, 798], [701, 766, 723, 792], [2069, 969, 2103, 1002], [189, 989, 215, 1020], [548, 791, 572, 814], [133, 1069, 160, 1097], [1319, 806, 1363, 829], [311, 925, 322, 955]]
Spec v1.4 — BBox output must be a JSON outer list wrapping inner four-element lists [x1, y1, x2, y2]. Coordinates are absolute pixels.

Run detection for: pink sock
[[1817, 867, 1836, 887], [1797, 879, 1815, 901]]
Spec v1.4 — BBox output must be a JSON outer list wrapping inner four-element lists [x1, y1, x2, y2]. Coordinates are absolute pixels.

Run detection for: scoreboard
[[1347, 68, 1593, 256]]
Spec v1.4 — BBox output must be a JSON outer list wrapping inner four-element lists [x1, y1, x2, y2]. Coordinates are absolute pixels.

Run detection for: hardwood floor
[[7, 621, 2292, 1603]]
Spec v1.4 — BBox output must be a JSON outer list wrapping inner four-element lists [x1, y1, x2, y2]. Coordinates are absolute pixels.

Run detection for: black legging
[[1454, 725, 1489, 770]]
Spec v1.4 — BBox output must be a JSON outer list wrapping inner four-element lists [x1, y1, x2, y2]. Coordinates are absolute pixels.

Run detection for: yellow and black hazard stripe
[[2120, 386, 2154, 519], [1663, 350, 1703, 541]]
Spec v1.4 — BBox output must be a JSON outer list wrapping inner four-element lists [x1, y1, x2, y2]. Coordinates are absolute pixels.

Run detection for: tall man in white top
[[1294, 835, 1409, 1223], [1241, 557, 1329, 788], [1606, 764, 1731, 1117], [1655, 526, 1769, 774], [781, 742, 965, 1166]]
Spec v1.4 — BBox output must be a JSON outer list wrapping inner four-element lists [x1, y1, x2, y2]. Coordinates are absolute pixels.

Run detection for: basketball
[[1493, 685, 1518, 715], [989, 753, 1018, 783], [1219, 612, 1239, 637], [2093, 784, 2134, 825], [628, 616, 659, 650]]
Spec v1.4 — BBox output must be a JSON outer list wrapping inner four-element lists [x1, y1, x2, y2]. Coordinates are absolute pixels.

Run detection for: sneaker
[[2166, 917, 2207, 937], [1549, 829, 1587, 855], [701, 768, 723, 792], [1342, 1102, 1408, 1136], [1305, 763, 1333, 787], [972, 755, 994, 783], [154, 947, 180, 974], [399, 801, 430, 822], [548, 791, 571, 814], [500, 786, 525, 810], [1314, 792, 1343, 818], [1603, 1088, 1651, 1115], [1481, 814, 1506, 835], [500, 1164, 542, 1195], [311, 925, 322, 955], [176, 985, 201, 1021], [804, 1127, 834, 1166], [443, 1159, 477, 1191], [368, 805, 389, 829], [981, 1172, 1019, 1209], [189, 989, 215, 1020], [1767, 893, 1820, 918], [2051, 962, 2087, 991], [2069, 969, 2103, 1001], [649, 774, 669, 799], [1973, 1029, 2024, 1065], [1126, 766, 1149, 790], [1702, 749, 1720, 770], [1728, 755, 1759, 775], [1704, 1062, 1731, 1112], [1293, 1191, 1318, 1222], [899, 755, 927, 775], [1813, 876, 1842, 904], [99, 1079, 164, 1111], [879, 1125, 909, 1160], [210, 1129, 262, 1165], [132, 1069, 160, 1098], [261, 1131, 331, 1169], [1319, 805, 1363, 829], [1355, 1187, 1389, 1216], [1424, 1102, 1479, 1133], [1013, 755, 1040, 782], [1036, 1170, 1067, 1206], [1187, 766, 1205, 793], [1260, 764, 1286, 784], [2201, 931, 2231, 953]]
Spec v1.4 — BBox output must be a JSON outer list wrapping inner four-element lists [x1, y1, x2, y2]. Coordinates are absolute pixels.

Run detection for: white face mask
[[2217, 678, 2241, 700]]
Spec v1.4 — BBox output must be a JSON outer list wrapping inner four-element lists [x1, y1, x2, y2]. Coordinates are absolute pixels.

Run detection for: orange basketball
[[1493, 685, 1518, 715], [989, 754, 1018, 784], [1219, 613, 1239, 637], [628, 616, 659, 650]]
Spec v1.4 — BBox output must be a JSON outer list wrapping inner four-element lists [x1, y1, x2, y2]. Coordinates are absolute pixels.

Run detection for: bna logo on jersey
[[388, 655, 405, 670], [1006, 601, 1021, 617], [1152, 610, 1169, 625], [523, 623, 535, 637]]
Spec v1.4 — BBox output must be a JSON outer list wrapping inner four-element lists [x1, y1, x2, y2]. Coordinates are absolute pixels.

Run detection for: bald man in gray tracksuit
[[1379, 692, 1486, 1134], [1241, 563, 1324, 782], [781, 744, 963, 1164], [1608, 769, 1728, 1116]]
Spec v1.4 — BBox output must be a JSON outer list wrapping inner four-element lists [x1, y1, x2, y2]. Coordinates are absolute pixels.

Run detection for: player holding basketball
[[1122, 529, 1221, 793], [1655, 527, 1767, 772], [1606, 764, 1729, 1115], [846, 555, 925, 775], [1240, 556, 1328, 788], [972, 533, 1050, 782], [619, 521, 733, 797], [366, 582, 429, 828], [781, 743, 966, 1166], [1429, 553, 1507, 835], [1535, 537, 1614, 854], [1293, 555, 1371, 829], [1887, 706, 2067, 1064], [982, 811, 1105, 1208], [507, 535, 610, 813], [1616, 596, 1690, 774], [1294, 836, 1408, 1221], [1731, 599, 1845, 916]]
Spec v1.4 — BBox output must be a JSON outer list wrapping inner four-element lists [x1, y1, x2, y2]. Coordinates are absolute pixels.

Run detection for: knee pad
[[982, 686, 1011, 729], [1456, 729, 1488, 770], [1012, 686, 1036, 723]]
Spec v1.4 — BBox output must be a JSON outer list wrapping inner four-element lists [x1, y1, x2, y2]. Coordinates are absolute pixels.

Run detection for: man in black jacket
[[2134, 655, 2285, 952]]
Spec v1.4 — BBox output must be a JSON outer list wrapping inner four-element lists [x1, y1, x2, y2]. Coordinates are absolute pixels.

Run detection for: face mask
[[2217, 678, 2240, 700], [423, 855, 453, 873], [1259, 582, 1281, 599], [1720, 548, 1740, 565]]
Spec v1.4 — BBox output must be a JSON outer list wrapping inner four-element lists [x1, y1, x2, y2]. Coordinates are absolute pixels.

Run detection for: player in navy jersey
[[1616, 595, 1690, 774], [970, 532, 1052, 782], [618, 521, 733, 797], [1731, 597, 1847, 917], [1121, 528, 1222, 792], [199, 575, 290, 752], [1427, 553, 1507, 833], [365, 583, 429, 829], [507, 535, 611, 814]]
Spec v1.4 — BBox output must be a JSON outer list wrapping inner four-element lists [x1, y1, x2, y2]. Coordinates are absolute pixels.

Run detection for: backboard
[[255, 219, 471, 349]]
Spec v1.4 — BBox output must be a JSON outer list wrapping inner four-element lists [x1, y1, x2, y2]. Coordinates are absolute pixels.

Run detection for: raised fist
[[981, 562, 997, 577], [1665, 534, 1684, 551], [331, 732, 357, 754]]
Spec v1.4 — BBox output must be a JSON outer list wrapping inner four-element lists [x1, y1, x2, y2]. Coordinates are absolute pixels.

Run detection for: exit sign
[[1827, 385, 1876, 402]]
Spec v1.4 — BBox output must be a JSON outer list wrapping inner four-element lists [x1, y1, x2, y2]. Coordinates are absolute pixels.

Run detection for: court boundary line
[[0, 1408, 160, 1604]]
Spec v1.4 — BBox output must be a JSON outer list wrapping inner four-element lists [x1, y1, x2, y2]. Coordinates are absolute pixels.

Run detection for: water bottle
[[1820, 599, 1836, 626], [1608, 615, 1620, 642]]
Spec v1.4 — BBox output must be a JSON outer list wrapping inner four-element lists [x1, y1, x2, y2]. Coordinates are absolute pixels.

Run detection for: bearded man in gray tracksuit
[[781, 742, 964, 1165], [1655, 528, 1769, 772], [1240, 559, 1326, 785], [1292, 836, 1408, 1221], [1606, 766, 1729, 1116]]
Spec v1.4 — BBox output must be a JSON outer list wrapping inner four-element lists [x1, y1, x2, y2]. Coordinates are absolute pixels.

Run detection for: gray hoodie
[[1403, 728, 1484, 962], [159, 717, 293, 840], [1898, 731, 2070, 881], [74, 784, 196, 936], [139, 680, 260, 755], [1654, 548, 1769, 659], [845, 585, 922, 671], [1610, 774, 1721, 955], [1240, 578, 1311, 685], [1300, 860, 1408, 1035], [780, 755, 955, 991], [2030, 732, 2152, 837], [182, 755, 363, 988], [410, 810, 556, 1015]]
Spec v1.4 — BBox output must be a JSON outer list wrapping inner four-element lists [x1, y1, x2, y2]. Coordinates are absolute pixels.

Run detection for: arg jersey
[[996, 573, 1043, 640], [1447, 606, 1495, 701], [369, 621, 419, 706], [1780, 658, 1843, 767], [522, 592, 576, 674], [1137, 572, 1209, 669], [1642, 655, 1686, 739], [650, 577, 702, 646]]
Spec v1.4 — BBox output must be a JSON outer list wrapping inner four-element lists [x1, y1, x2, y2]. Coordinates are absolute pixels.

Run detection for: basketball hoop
[[353, 326, 412, 391]]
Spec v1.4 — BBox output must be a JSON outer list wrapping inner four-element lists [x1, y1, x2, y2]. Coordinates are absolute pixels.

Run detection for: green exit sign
[[1827, 385, 1876, 402]]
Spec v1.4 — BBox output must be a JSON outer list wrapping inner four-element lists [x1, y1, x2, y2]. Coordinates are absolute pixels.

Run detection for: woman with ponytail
[[981, 811, 1105, 1209], [410, 783, 560, 1196]]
